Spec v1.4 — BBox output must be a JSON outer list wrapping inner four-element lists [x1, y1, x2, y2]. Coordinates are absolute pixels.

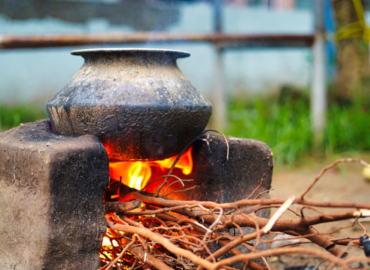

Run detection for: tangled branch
[[101, 158, 370, 270]]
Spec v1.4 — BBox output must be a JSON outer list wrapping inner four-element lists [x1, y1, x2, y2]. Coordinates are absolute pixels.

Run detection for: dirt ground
[[265, 157, 370, 270]]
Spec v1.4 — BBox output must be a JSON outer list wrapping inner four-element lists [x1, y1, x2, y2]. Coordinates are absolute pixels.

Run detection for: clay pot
[[46, 48, 212, 161]]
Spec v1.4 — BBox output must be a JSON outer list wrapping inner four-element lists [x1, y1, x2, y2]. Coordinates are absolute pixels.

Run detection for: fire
[[100, 224, 129, 264], [154, 147, 193, 175], [101, 147, 194, 268], [109, 146, 193, 191], [109, 161, 152, 191]]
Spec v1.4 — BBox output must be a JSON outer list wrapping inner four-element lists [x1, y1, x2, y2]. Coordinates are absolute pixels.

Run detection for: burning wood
[[105, 200, 142, 214], [100, 154, 370, 270]]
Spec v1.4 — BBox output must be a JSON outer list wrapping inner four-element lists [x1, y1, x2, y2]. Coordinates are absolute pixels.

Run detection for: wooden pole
[[311, 0, 327, 146], [212, 0, 227, 131]]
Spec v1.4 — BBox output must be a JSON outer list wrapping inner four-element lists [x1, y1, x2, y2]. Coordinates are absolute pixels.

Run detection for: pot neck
[[72, 49, 190, 67]]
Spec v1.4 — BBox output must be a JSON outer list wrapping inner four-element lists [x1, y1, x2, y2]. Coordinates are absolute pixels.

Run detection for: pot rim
[[71, 48, 190, 59]]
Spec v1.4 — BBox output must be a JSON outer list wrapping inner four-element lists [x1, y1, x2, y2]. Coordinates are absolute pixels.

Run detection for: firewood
[[99, 158, 370, 270], [104, 199, 142, 213]]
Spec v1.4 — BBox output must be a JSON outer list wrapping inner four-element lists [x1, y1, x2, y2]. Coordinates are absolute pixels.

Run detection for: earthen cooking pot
[[46, 48, 212, 161]]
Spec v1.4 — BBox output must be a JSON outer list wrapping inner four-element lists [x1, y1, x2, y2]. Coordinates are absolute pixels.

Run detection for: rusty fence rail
[[0, 33, 314, 50]]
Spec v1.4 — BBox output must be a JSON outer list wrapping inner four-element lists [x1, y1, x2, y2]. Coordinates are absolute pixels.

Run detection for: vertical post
[[214, 45, 226, 130], [214, 0, 222, 33], [213, 0, 227, 130], [311, 0, 326, 146], [0, 106, 2, 133]]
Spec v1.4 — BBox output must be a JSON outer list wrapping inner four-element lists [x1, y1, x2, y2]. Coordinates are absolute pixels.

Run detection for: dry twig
[[100, 157, 370, 270]]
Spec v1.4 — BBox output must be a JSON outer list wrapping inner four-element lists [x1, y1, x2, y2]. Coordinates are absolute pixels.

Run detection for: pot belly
[[47, 104, 211, 161]]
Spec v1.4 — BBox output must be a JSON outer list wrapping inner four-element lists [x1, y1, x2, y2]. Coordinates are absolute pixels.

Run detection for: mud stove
[[0, 49, 273, 270]]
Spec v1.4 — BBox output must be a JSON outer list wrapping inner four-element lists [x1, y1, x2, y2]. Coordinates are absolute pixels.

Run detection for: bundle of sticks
[[100, 158, 370, 270]]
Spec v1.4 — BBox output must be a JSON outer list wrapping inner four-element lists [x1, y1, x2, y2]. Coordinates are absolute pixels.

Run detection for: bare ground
[[266, 157, 370, 270]]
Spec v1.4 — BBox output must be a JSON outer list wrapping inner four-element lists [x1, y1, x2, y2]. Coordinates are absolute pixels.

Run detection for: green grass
[[225, 96, 370, 165], [324, 101, 370, 153], [0, 103, 47, 132]]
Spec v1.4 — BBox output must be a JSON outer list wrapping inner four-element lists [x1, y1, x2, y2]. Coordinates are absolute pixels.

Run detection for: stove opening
[[100, 147, 195, 268]]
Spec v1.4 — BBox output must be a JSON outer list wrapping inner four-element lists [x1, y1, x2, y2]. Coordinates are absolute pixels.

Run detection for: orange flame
[[109, 161, 152, 190], [101, 148, 194, 267], [154, 147, 193, 175], [109, 147, 193, 191]]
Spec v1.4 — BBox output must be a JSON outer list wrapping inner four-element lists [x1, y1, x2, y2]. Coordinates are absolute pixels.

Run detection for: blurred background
[[1, 0, 370, 166]]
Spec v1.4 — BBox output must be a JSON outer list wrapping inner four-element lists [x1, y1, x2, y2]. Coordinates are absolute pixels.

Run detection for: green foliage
[[0, 103, 47, 131], [225, 96, 370, 165], [324, 101, 370, 153]]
